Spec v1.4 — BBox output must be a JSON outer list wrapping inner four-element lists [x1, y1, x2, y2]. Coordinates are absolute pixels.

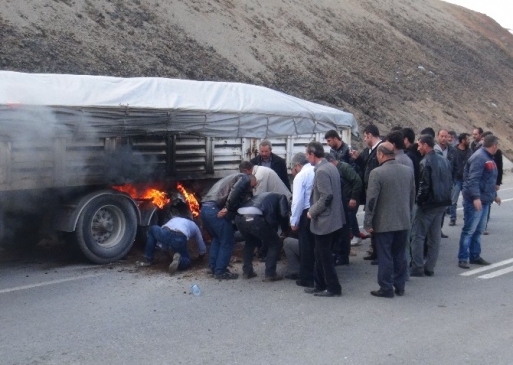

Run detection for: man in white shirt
[[289, 152, 316, 288], [239, 161, 292, 200], [136, 216, 206, 275]]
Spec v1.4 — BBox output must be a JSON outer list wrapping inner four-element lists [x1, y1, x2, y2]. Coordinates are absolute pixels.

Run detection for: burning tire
[[73, 195, 137, 264]]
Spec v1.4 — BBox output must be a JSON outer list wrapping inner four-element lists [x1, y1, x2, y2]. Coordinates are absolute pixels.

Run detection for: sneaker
[[350, 236, 362, 246], [135, 260, 152, 267], [168, 253, 181, 274], [204, 267, 215, 276], [262, 274, 283, 282], [458, 261, 470, 269], [242, 271, 257, 279], [449, 220, 456, 226], [214, 272, 239, 280], [470, 257, 491, 265]]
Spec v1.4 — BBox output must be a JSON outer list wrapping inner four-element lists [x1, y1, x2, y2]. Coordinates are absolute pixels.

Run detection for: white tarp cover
[[0, 71, 358, 138]]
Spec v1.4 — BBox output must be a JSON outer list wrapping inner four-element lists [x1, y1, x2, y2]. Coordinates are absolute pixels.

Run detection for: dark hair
[[458, 133, 469, 143], [482, 135, 499, 148], [418, 134, 435, 148], [390, 126, 403, 132], [363, 124, 380, 137], [474, 127, 484, 135], [306, 141, 325, 158], [481, 131, 493, 138], [402, 127, 415, 144], [386, 130, 405, 150], [448, 130, 457, 138], [420, 127, 435, 138], [324, 130, 341, 140], [239, 161, 254, 172]]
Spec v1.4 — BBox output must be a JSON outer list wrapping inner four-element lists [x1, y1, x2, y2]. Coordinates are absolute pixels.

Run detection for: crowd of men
[[137, 125, 502, 298]]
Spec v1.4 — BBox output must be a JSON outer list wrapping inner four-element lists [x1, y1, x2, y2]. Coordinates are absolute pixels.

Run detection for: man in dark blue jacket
[[457, 135, 499, 268], [410, 135, 452, 277], [250, 140, 291, 191], [235, 192, 290, 281]]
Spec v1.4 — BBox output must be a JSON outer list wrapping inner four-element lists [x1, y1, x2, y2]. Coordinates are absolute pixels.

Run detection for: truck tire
[[74, 195, 137, 264]]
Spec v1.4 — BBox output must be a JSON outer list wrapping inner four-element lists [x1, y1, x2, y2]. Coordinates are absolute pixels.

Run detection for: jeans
[[458, 199, 490, 262], [200, 204, 235, 275], [235, 215, 282, 277], [450, 179, 463, 222], [145, 226, 190, 269], [375, 230, 408, 292], [410, 205, 445, 272]]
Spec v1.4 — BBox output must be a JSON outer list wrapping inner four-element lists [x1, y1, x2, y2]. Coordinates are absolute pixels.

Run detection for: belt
[[163, 226, 185, 236]]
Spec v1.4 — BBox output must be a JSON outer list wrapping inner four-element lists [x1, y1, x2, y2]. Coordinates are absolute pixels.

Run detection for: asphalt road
[[1, 175, 513, 365]]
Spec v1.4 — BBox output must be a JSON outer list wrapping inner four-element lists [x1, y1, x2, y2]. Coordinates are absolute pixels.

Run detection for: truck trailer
[[0, 71, 358, 263]]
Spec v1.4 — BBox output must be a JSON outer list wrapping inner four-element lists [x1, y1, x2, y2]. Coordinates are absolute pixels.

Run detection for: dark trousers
[[333, 223, 351, 262], [375, 230, 408, 293], [313, 230, 342, 295], [298, 209, 315, 283], [235, 215, 282, 277]]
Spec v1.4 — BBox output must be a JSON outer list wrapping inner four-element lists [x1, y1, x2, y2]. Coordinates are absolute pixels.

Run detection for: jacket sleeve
[[341, 162, 363, 201], [465, 156, 485, 201], [363, 169, 380, 230], [226, 175, 251, 211], [308, 169, 332, 219], [416, 162, 432, 206], [275, 158, 291, 191]]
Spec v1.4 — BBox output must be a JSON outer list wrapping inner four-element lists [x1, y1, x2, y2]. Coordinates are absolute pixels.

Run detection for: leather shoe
[[441, 232, 448, 238], [242, 271, 257, 279], [470, 257, 491, 265], [313, 290, 341, 297], [424, 269, 434, 277], [458, 261, 470, 269], [363, 254, 377, 261], [370, 289, 394, 298], [296, 280, 314, 288], [262, 274, 283, 282], [284, 273, 300, 280], [304, 287, 324, 294], [410, 270, 425, 277], [394, 288, 405, 296]]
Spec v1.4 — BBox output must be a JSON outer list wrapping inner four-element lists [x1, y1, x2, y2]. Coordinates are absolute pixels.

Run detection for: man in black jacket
[[402, 127, 421, 194], [449, 133, 472, 226], [410, 135, 452, 277], [250, 140, 291, 191], [235, 192, 290, 281]]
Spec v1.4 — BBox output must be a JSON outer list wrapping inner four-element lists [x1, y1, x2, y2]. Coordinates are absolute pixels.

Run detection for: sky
[[443, 0, 513, 32]]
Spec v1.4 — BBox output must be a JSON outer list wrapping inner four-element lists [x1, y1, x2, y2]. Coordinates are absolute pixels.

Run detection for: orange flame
[[176, 183, 200, 217], [112, 185, 170, 209]]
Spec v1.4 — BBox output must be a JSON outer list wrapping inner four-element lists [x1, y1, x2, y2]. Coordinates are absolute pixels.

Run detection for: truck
[[0, 71, 358, 263]]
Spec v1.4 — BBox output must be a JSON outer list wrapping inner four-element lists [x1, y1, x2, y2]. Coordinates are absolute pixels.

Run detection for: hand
[[473, 198, 482, 211], [217, 208, 228, 218], [496, 185, 500, 191], [495, 196, 501, 205], [291, 225, 299, 232], [350, 150, 359, 159], [306, 212, 311, 219], [367, 228, 374, 234], [349, 199, 357, 209]]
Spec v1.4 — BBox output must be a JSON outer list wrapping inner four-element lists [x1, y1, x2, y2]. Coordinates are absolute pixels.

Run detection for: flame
[[112, 184, 170, 209], [176, 183, 200, 217]]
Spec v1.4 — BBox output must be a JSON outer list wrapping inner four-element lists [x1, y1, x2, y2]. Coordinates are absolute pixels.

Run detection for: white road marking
[[460, 258, 513, 276], [478, 265, 513, 279], [0, 273, 102, 294]]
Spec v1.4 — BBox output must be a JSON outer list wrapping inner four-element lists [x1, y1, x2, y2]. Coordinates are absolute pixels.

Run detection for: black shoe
[[214, 272, 239, 280], [394, 288, 405, 296], [296, 280, 314, 288], [449, 220, 456, 226], [363, 254, 377, 261], [458, 261, 470, 269], [441, 232, 448, 238], [314, 290, 341, 297], [284, 273, 300, 280], [242, 271, 257, 279], [470, 257, 491, 265], [335, 257, 349, 266], [304, 287, 324, 294], [371, 259, 378, 265], [370, 289, 394, 298], [410, 270, 425, 277], [424, 269, 434, 277], [262, 274, 283, 282]]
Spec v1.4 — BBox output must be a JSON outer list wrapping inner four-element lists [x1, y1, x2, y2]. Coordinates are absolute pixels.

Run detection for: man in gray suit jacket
[[305, 142, 344, 297], [364, 142, 415, 298]]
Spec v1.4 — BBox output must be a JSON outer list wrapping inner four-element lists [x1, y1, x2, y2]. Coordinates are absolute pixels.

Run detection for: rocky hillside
[[1, 0, 513, 155]]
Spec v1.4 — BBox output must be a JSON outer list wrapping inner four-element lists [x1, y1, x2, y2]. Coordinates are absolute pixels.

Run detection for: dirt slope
[[1, 0, 512, 155]]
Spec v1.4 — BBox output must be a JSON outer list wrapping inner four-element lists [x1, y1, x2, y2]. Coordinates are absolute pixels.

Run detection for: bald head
[[377, 141, 395, 164]]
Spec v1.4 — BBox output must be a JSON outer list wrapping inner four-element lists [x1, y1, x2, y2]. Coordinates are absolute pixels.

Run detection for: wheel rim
[[90, 204, 126, 248]]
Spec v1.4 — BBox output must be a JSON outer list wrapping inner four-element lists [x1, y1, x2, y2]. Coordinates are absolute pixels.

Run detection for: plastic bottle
[[191, 284, 202, 296]]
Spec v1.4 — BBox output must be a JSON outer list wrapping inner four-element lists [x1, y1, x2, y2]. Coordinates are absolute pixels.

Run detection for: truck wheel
[[74, 195, 137, 264]]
